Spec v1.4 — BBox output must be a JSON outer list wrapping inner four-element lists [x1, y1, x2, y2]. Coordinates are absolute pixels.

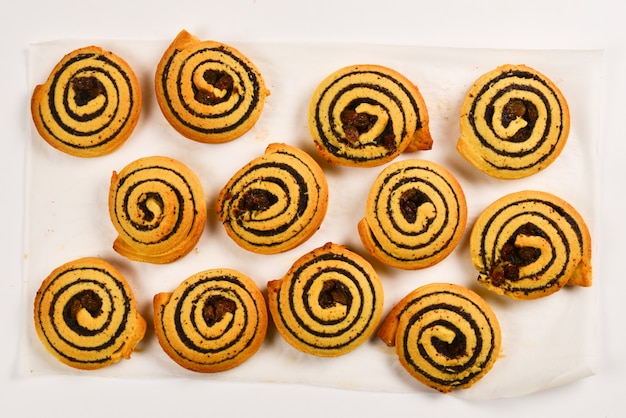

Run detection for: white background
[[2, 1, 625, 416]]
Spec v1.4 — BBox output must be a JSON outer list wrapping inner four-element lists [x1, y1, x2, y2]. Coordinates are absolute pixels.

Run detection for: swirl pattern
[[108, 156, 206, 264], [309, 64, 433, 167], [155, 30, 270, 143], [457, 64, 570, 179], [31, 46, 141, 157], [33, 257, 146, 370], [377, 283, 501, 393], [153, 268, 268, 373], [358, 159, 467, 269], [470, 190, 592, 299], [267, 242, 384, 357], [216, 143, 328, 254]]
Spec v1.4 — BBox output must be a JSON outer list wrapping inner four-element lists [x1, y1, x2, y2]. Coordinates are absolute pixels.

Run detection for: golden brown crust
[[155, 30, 269, 144], [108, 156, 206, 264], [470, 190, 592, 299], [216, 143, 328, 254], [31, 46, 141, 157], [457, 64, 570, 179], [378, 283, 501, 393], [33, 257, 146, 370], [153, 268, 268, 373], [267, 242, 384, 357], [358, 159, 467, 269], [309, 64, 432, 167]]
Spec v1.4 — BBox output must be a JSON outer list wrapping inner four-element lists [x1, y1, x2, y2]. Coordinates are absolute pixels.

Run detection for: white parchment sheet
[[20, 38, 602, 400]]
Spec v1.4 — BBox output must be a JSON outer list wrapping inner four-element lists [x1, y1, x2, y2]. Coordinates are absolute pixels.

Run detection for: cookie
[[470, 190, 592, 299], [33, 257, 146, 370], [153, 268, 268, 373], [267, 242, 384, 357], [108, 156, 207, 264], [309, 64, 433, 167], [155, 30, 270, 143], [457, 64, 570, 179], [358, 159, 467, 269], [378, 283, 501, 393], [216, 143, 328, 254], [31, 46, 142, 157]]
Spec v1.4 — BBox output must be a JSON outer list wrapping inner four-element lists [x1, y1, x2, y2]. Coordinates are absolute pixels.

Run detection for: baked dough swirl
[[31, 46, 142, 157], [457, 64, 570, 179], [216, 143, 328, 254], [470, 190, 592, 299], [153, 268, 268, 373], [155, 30, 270, 143], [378, 283, 501, 393], [358, 159, 467, 269], [108, 156, 206, 264], [309, 64, 433, 167], [267, 242, 384, 357], [33, 257, 146, 370]]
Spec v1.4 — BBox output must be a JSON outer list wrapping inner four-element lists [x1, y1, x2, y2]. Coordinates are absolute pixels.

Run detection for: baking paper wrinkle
[[21, 39, 601, 400]]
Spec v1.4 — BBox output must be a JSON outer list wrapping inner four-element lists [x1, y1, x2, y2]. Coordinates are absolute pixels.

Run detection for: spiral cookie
[[309, 64, 433, 167], [378, 283, 501, 393], [109, 156, 206, 264], [153, 268, 268, 373], [155, 30, 270, 143], [457, 64, 570, 179], [470, 190, 592, 300], [358, 159, 467, 270], [30, 46, 141, 158], [33, 257, 146, 370], [216, 143, 328, 254], [267, 242, 384, 357]]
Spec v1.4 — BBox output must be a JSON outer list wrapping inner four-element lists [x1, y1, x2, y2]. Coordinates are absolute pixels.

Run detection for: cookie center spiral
[[490, 222, 547, 287], [137, 192, 164, 224], [318, 280, 352, 309], [202, 295, 237, 326], [493, 98, 539, 142], [431, 327, 467, 359], [236, 189, 278, 217], [399, 188, 435, 225], [71, 76, 104, 107], [63, 290, 103, 332], [194, 69, 236, 105], [340, 101, 394, 149]]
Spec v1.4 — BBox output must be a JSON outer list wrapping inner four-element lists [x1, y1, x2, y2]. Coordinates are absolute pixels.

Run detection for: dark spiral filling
[[467, 69, 566, 171], [37, 268, 132, 366], [112, 164, 200, 246], [400, 291, 497, 388], [277, 253, 379, 351], [313, 69, 423, 162], [40, 52, 138, 151], [220, 155, 321, 250], [159, 46, 263, 135], [369, 165, 463, 264], [167, 275, 260, 360], [478, 198, 584, 296]]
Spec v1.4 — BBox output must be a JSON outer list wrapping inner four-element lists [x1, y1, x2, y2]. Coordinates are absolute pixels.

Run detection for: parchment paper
[[20, 38, 602, 400]]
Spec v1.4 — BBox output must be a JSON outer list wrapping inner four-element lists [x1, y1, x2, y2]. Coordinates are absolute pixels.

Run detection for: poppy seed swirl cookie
[[216, 143, 328, 254], [31, 46, 142, 157], [108, 156, 207, 264], [470, 190, 592, 300], [377, 283, 501, 393], [155, 30, 270, 143], [267, 242, 384, 357], [33, 257, 146, 370], [309, 64, 433, 167], [457, 64, 570, 179], [153, 268, 268, 373], [358, 159, 467, 269]]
